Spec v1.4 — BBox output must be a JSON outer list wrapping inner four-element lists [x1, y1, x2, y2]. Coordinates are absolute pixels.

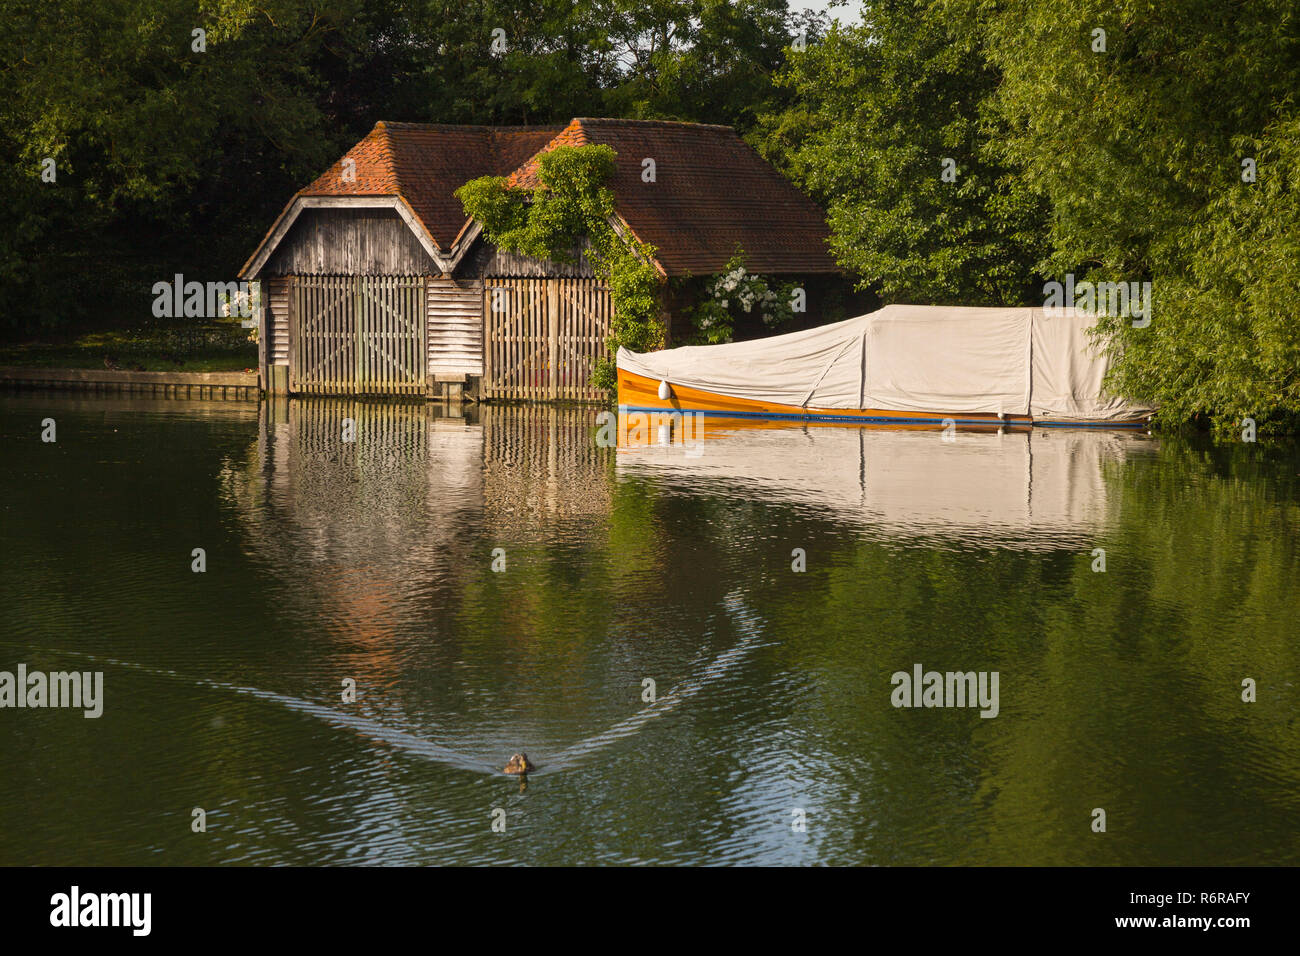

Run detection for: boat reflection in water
[[614, 410, 1157, 551]]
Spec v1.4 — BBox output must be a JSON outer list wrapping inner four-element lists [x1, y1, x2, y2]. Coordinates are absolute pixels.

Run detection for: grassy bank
[[0, 322, 257, 373]]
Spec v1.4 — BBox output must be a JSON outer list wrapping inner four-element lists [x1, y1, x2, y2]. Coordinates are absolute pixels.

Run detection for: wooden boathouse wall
[[261, 208, 442, 396], [427, 278, 484, 378], [461, 241, 611, 402], [288, 275, 428, 396], [479, 276, 611, 402], [257, 211, 616, 400], [456, 240, 596, 279]]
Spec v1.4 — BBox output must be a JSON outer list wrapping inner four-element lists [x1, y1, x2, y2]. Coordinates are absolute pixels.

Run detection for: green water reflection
[[1, 394, 1297, 865]]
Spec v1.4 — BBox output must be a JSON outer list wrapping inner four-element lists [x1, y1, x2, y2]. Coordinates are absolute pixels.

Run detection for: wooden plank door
[[291, 275, 426, 395], [292, 275, 354, 394], [356, 275, 426, 395]]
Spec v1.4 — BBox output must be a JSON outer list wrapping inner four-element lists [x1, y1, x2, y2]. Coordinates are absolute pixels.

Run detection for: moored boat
[[617, 304, 1155, 429]]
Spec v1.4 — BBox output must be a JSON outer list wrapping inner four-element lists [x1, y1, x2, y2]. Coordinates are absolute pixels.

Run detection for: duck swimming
[[503, 753, 535, 775]]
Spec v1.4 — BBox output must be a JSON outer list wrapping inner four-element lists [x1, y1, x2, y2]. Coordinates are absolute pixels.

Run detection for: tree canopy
[[755, 3, 1048, 305], [1, 0, 1297, 429], [0, 0, 821, 332], [760, 0, 1300, 431]]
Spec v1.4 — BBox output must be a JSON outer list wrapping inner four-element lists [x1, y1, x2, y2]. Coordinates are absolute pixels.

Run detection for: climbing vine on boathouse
[[455, 144, 665, 392]]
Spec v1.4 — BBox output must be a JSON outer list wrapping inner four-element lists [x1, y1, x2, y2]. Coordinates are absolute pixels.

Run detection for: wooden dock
[[0, 366, 260, 401]]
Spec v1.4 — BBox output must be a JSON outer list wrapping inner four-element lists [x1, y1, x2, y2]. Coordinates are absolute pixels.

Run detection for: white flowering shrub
[[687, 250, 799, 344]]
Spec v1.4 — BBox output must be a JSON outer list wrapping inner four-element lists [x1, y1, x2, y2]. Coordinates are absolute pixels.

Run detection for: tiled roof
[[299, 122, 564, 252], [507, 118, 837, 276], [258, 117, 837, 276]]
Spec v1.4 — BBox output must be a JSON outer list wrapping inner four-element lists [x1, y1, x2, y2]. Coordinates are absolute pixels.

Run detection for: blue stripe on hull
[[620, 404, 1147, 429]]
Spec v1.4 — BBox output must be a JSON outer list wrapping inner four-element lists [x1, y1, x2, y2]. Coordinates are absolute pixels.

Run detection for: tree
[[967, 0, 1300, 429], [0, 0, 821, 336], [602, 0, 832, 132], [756, 2, 1048, 305], [0, 0, 360, 331], [1100, 117, 1300, 428]]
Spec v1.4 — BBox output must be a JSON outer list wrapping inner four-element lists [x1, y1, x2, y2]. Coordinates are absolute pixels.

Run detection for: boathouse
[[240, 118, 854, 399]]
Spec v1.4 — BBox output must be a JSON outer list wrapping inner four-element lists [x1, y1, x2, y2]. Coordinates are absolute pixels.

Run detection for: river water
[[2, 393, 1298, 865]]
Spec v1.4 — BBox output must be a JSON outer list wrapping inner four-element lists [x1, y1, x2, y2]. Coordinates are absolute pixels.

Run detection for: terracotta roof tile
[[300, 121, 564, 252], [259, 118, 836, 276], [506, 118, 837, 276]]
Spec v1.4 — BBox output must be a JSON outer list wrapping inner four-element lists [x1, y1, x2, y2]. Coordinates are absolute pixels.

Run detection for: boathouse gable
[[261, 206, 438, 277]]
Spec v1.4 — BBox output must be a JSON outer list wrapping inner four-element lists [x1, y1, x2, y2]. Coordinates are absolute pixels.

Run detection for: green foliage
[[756, 0, 1300, 430], [965, 0, 1300, 431], [460, 145, 620, 260], [0, 0, 817, 337], [0, 0, 359, 333], [456, 144, 665, 391], [755, 4, 1049, 306], [0, 319, 257, 371], [1095, 117, 1300, 433], [685, 249, 800, 344], [603, 0, 831, 130]]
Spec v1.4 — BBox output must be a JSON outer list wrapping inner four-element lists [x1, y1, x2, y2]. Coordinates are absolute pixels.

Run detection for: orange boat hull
[[617, 367, 1043, 429], [617, 368, 1148, 429]]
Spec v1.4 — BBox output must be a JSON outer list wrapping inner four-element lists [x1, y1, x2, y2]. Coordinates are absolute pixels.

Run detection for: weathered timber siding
[[269, 276, 291, 366], [427, 278, 483, 377], [264, 208, 436, 276], [457, 238, 596, 278]]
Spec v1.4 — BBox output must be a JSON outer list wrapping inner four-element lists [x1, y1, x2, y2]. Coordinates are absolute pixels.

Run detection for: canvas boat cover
[[617, 304, 1154, 422]]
